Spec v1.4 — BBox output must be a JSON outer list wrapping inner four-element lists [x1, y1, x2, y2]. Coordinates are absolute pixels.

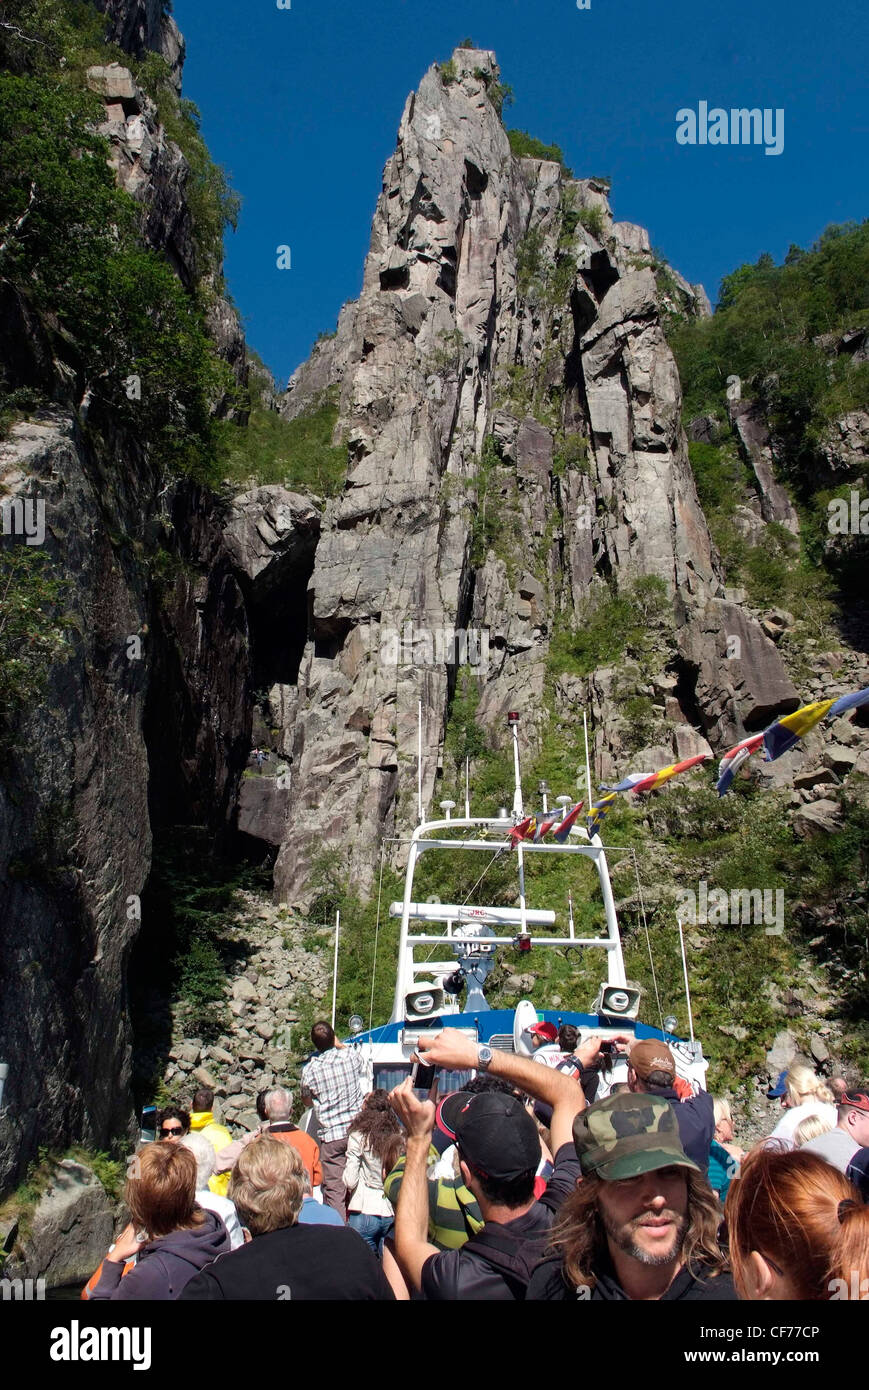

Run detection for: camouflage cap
[[572, 1092, 700, 1181]]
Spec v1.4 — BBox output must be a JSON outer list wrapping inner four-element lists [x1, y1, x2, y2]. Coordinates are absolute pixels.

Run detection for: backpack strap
[[462, 1223, 550, 1299]]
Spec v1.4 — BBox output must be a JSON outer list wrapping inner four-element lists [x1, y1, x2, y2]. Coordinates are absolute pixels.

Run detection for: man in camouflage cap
[[527, 1092, 735, 1301], [626, 1038, 715, 1175]]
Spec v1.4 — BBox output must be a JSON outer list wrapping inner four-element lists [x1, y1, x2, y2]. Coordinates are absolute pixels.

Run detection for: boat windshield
[[372, 1063, 474, 1095]]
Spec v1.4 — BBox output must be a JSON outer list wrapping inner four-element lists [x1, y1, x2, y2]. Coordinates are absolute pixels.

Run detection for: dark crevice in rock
[[672, 655, 705, 732], [582, 250, 620, 303], [464, 159, 488, 199], [437, 261, 457, 298], [379, 264, 410, 292]]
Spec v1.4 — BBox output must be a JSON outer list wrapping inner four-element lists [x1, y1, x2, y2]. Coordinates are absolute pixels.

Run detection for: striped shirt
[[301, 1046, 366, 1143], [384, 1147, 483, 1250]]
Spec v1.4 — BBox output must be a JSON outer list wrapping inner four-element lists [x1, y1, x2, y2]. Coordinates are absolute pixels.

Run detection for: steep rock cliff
[[265, 49, 796, 901], [0, 2, 250, 1190]]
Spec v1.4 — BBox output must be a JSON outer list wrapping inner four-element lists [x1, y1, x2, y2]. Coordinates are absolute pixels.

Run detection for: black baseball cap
[[436, 1091, 540, 1181]]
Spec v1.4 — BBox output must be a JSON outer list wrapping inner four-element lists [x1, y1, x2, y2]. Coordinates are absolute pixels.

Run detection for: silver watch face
[[477, 1045, 493, 1068]]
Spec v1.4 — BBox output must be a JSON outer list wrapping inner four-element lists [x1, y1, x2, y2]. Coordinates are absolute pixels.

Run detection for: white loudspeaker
[[404, 982, 445, 1021], [595, 982, 642, 1021]]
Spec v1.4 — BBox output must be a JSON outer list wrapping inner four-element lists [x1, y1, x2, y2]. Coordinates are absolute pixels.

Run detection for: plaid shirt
[[301, 1046, 365, 1143]]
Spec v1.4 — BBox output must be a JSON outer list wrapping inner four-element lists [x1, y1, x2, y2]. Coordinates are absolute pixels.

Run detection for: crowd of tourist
[[82, 1028, 869, 1301]]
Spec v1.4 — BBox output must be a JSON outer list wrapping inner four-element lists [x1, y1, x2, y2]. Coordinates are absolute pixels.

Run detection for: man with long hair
[[528, 1092, 735, 1301]]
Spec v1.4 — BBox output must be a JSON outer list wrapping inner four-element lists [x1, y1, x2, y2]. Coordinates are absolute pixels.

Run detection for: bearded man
[[527, 1092, 736, 1301]]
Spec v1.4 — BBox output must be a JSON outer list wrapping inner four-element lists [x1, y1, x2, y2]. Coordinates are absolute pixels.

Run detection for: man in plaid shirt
[[301, 1021, 368, 1216]]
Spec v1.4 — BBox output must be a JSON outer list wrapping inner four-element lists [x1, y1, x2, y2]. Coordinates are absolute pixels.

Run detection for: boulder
[[792, 799, 842, 839], [4, 1161, 113, 1290], [766, 1030, 798, 1074], [683, 599, 799, 745], [85, 63, 139, 103], [823, 745, 858, 776], [237, 776, 291, 848]]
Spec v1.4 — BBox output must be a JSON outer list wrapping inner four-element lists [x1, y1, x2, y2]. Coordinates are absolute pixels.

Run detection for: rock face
[[266, 47, 794, 901], [96, 0, 185, 91], [3, 1160, 114, 1290], [0, 7, 251, 1192], [729, 397, 801, 534]]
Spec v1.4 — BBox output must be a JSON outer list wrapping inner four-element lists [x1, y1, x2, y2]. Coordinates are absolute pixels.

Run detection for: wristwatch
[[476, 1044, 494, 1071]]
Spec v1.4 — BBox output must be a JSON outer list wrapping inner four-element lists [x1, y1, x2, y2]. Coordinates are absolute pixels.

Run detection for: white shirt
[[196, 1189, 244, 1249], [768, 1101, 838, 1149]]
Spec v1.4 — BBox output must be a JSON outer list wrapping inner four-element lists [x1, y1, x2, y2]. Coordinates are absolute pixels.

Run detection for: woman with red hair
[[89, 1142, 230, 1299], [725, 1146, 869, 1300]]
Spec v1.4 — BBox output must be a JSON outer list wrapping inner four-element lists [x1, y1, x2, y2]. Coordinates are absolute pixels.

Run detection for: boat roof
[[348, 1009, 689, 1048]]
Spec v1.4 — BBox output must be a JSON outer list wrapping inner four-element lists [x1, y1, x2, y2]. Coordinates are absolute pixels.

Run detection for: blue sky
[[175, 0, 866, 388]]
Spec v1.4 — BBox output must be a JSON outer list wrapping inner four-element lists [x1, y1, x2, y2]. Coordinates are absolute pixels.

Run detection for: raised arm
[[387, 1079, 440, 1293], [416, 1028, 601, 1153]]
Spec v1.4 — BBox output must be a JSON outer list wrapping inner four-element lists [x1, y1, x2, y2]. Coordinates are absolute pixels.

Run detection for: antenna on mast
[[508, 711, 523, 817], [417, 699, 423, 825], [677, 918, 696, 1048], [582, 711, 594, 811]]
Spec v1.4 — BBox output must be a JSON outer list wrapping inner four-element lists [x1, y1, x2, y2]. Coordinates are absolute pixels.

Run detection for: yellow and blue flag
[[762, 699, 836, 762], [587, 792, 618, 838]]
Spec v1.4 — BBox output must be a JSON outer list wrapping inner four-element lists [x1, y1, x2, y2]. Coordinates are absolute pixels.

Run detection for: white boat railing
[[390, 815, 627, 1023]]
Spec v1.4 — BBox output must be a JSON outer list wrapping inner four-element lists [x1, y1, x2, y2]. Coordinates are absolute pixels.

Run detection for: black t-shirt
[[179, 1224, 395, 1301], [527, 1253, 736, 1301], [420, 1142, 581, 1301]]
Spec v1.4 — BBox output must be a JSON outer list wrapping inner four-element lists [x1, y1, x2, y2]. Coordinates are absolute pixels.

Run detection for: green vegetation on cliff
[[508, 129, 573, 177], [216, 386, 348, 496], [0, 0, 239, 480], [0, 547, 72, 728], [672, 224, 869, 432]]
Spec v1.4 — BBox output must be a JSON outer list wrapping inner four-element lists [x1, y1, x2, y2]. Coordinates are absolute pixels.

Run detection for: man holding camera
[[388, 1029, 618, 1300]]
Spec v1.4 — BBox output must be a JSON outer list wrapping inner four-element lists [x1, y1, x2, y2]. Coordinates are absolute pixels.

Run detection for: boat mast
[[677, 917, 696, 1047], [508, 712, 528, 940], [330, 908, 341, 1030], [417, 699, 424, 825], [584, 709, 627, 987]]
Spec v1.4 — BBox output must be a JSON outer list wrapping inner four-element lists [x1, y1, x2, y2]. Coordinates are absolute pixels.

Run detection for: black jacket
[[179, 1224, 394, 1301], [419, 1142, 581, 1301], [656, 1086, 715, 1174], [527, 1255, 736, 1301]]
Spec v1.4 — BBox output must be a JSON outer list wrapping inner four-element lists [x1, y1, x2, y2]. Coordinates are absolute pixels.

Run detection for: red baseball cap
[[528, 1021, 558, 1043]]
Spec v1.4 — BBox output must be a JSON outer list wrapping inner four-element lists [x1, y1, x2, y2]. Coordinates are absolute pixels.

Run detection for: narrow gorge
[[1, 1, 867, 1221]]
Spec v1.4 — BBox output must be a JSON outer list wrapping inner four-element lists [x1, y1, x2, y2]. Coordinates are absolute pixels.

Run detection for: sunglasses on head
[[160, 1126, 184, 1137], [841, 1092, 869, 1111]]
